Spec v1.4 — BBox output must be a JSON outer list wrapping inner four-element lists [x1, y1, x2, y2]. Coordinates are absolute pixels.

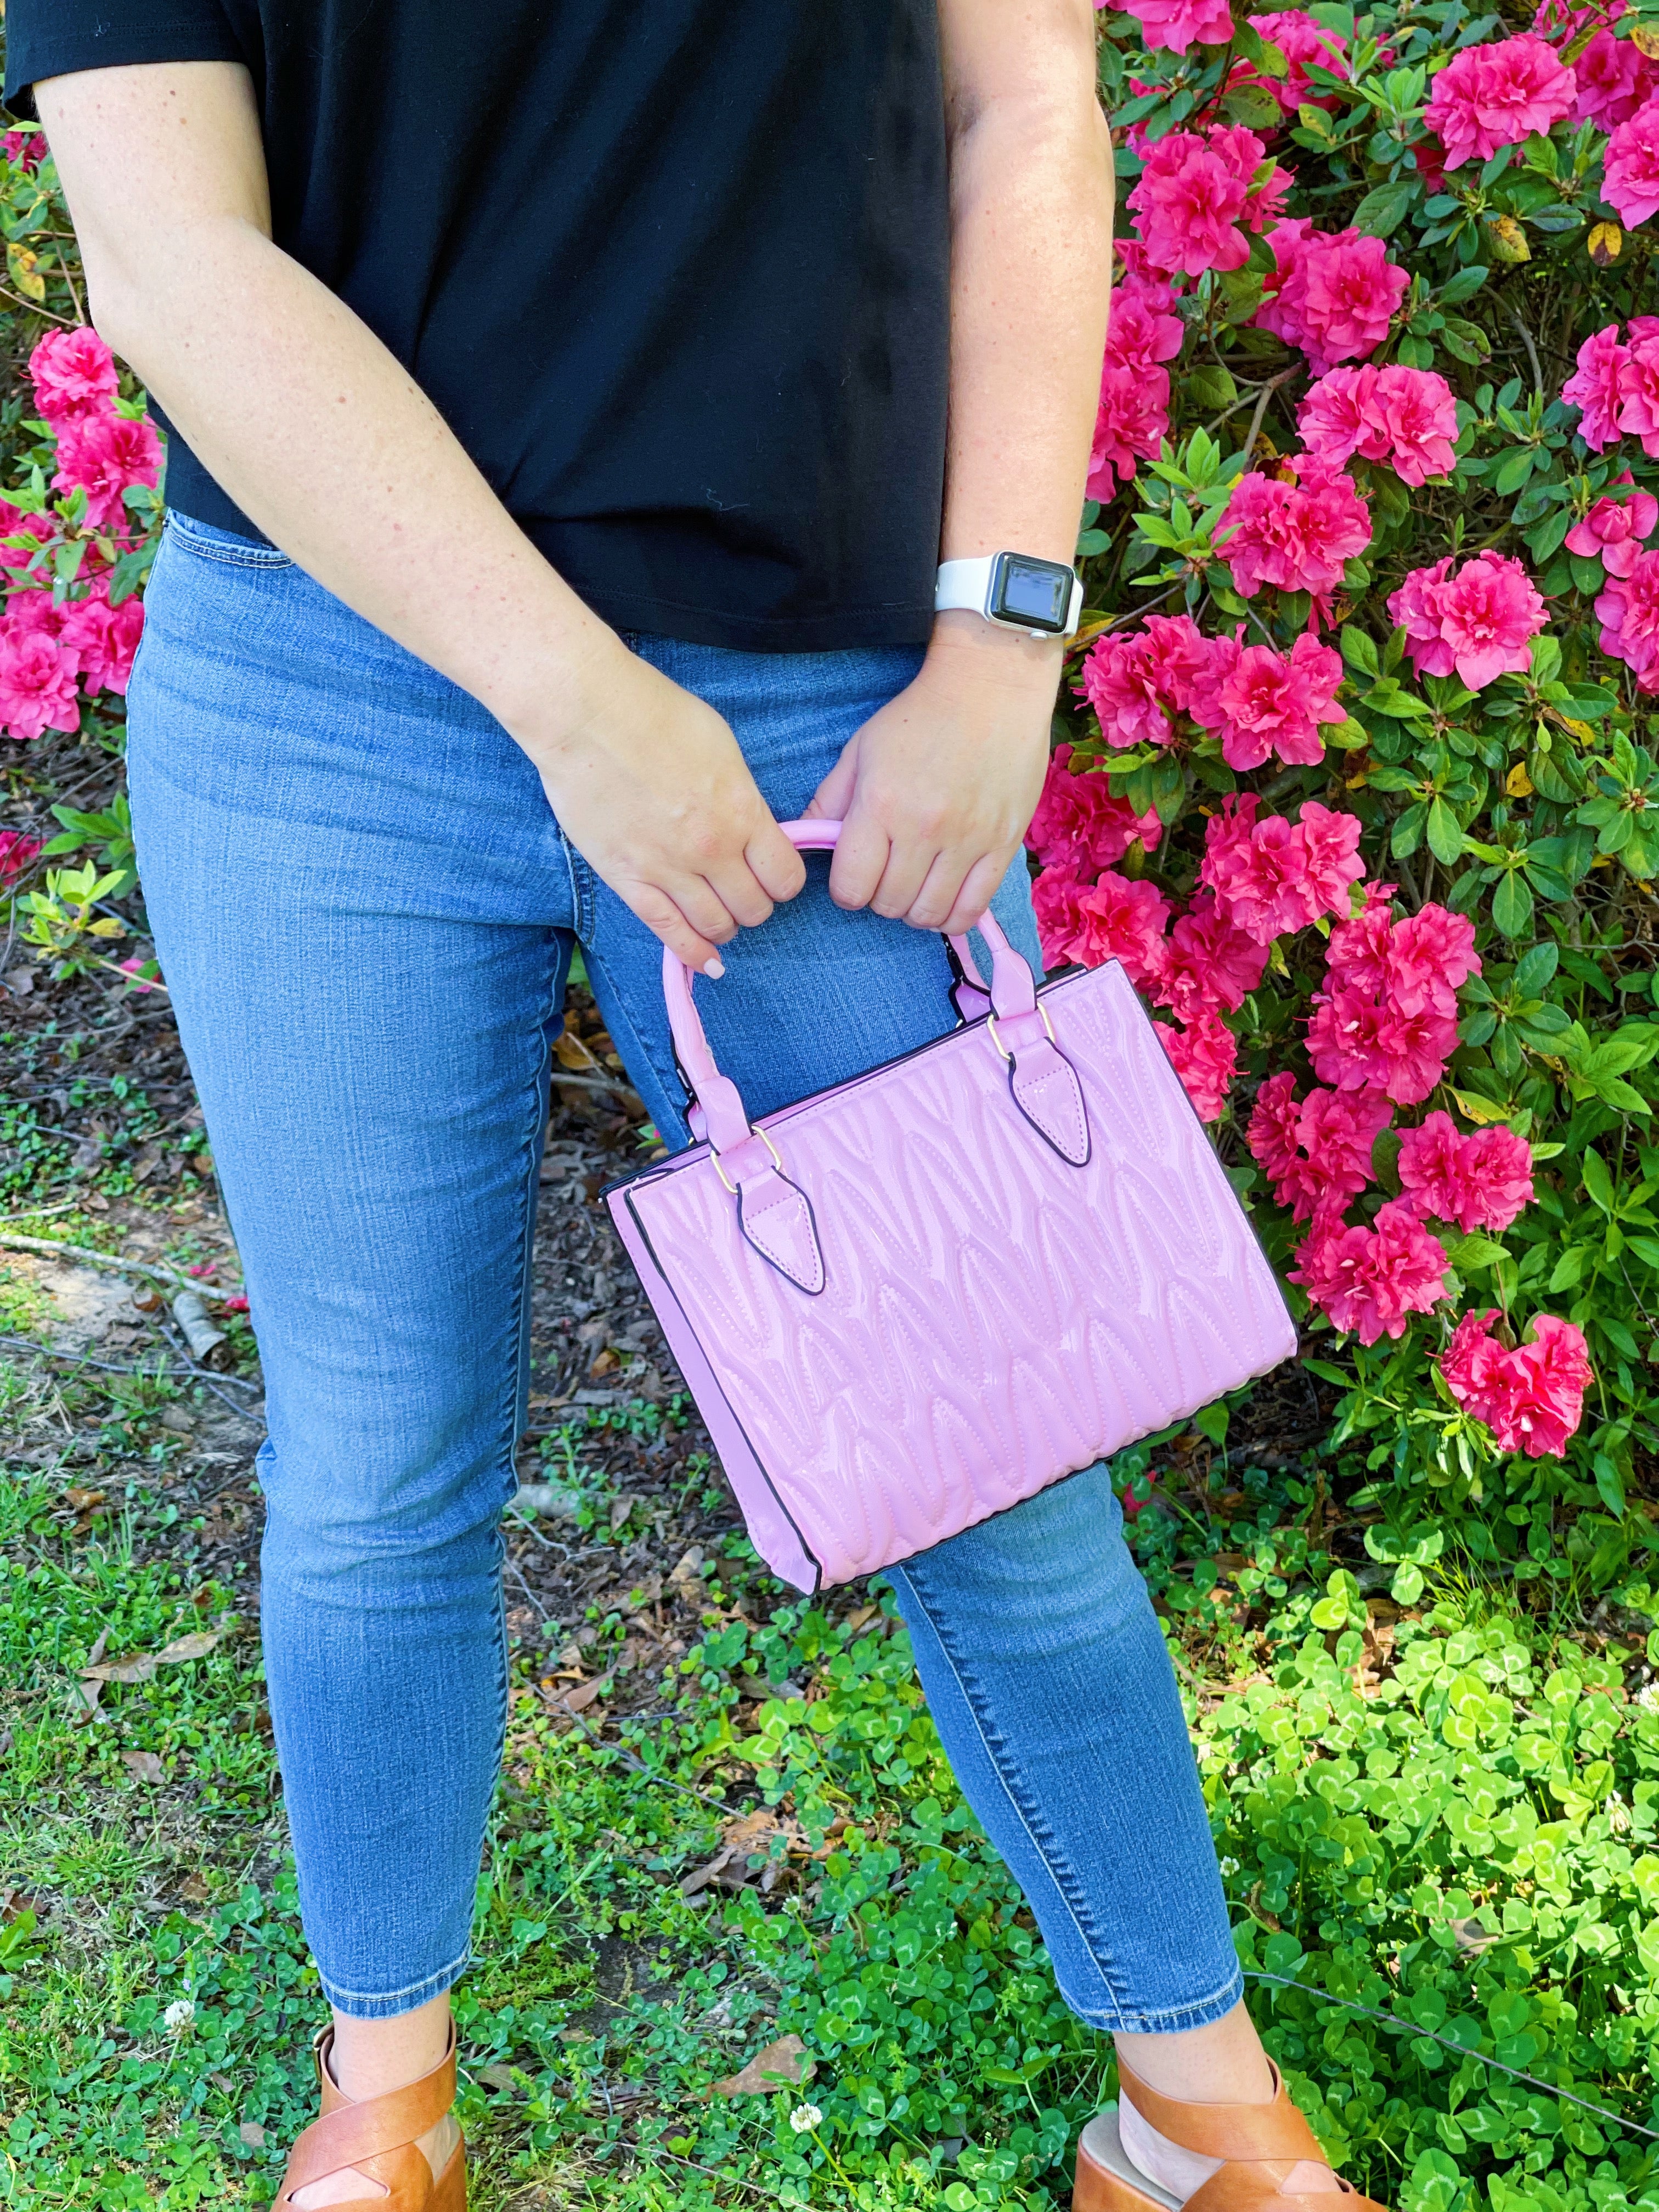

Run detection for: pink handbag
[[607, 819, 1296, 1593]]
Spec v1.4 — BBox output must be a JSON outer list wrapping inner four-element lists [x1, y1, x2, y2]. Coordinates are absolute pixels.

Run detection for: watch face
[[993, 553, 1072, 633]]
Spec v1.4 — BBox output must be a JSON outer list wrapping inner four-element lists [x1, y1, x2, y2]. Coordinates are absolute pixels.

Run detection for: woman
[[12, 3, 1383, 2205]]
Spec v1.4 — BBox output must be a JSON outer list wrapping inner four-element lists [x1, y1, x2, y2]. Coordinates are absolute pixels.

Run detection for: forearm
[[935, 5, 1113, 673], [37, 69, 620, 744]]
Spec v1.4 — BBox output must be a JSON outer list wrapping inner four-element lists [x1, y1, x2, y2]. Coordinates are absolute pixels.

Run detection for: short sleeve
[[4, 1, 246, 119]]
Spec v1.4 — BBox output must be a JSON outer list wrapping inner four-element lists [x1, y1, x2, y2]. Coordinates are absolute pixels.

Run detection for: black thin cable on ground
[[1243, 1969, 1659, 2141]]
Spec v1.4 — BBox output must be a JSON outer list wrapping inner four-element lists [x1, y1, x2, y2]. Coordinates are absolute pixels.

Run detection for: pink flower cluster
[[1026, 744, 1163, 873], [1077, 612, 1211, 749], [1077, 614, 1347, 769], [1159, 1008, 1239, 1122], [1087, 276, 1186, 497], [1562, 320, 1659, 456], [1246, 10, 1351, 109], [1305, 887, 1480, 1106], [1120, 0, 1235, 56], [0, 828, 41, 886], [1605, 96, 1659, 225], [0, 332, 155, 742], [1220, 455, 1372, 600], [1034, 866, 1171, 983], [1297, 363, 1459, 487], [1423, 35, 1577, 171], [1255, 221, 1409, 375], [1440, 1309, 1593, 1455], [1595, 547, 1659, 691], [1396, 1110, 1534, 1233], [1200, 794, 1365, 944], [1291, 1199, 1451, 1343], [2, 131, 47, 171], [1534, 0, 1659, 125], [1387, 551, 1546, 689], [1251, 1072, 1392, 1222], [1566, 479, 1659, 574], [1188, 628, 1344, 769], [1127, 126, 1289, 279]]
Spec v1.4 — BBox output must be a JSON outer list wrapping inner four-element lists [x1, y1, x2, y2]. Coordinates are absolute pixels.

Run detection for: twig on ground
[[0, 1229, 235, 1301], [1506, 303, 1544, 394]]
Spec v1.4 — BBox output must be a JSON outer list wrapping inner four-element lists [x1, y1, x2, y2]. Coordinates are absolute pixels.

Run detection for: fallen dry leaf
[[120, 1748, 166, 1784], [710, 2034, 815, 2097], [177, 1871, 211, 1903], [1450, 1916, 1503, 1956], [478, 2063, 518, 2091], [238, 2119, 267, 2149], [83, 1627, 223, 1686], [681, 1808, 800, 1897]]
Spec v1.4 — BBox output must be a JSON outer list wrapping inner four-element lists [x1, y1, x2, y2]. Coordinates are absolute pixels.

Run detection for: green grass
[[9, 1370, 1659, 2210]]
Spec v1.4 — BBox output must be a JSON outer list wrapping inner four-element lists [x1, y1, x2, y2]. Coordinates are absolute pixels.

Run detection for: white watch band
[[935, 554, 1084, 639]]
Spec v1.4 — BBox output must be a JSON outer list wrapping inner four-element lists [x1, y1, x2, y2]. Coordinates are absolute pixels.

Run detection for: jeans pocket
[[163, 510, 295, 569]]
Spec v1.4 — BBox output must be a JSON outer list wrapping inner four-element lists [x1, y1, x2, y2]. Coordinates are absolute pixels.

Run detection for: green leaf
[[1582, 1149, 1615, 1212], [1340, 624, 1379, 677], [1426, 797, 1466, 865], [1491, 868, 1534, 938], [1595, 1454, 1627, 1518], [1352, 180, 1417, 237], [1391, 1562, 1426, 1606], [1493, 447, 1536, 496], [1511, 941, 1559, 996], [1186, 364, 1239, 411]]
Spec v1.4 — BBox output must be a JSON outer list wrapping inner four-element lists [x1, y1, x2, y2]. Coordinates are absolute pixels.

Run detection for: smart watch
[[935, 551, 1084, 640]]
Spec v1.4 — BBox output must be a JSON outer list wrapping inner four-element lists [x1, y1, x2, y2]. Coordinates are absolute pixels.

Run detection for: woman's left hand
[[805, 613, 1059, 935]]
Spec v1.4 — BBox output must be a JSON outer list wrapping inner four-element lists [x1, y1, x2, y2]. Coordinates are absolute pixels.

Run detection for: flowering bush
[[1053, 0, 1659, 1537]]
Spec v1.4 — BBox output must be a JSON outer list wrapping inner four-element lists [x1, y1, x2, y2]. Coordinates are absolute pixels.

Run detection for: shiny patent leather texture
[[607, 820, 1297, 1594]]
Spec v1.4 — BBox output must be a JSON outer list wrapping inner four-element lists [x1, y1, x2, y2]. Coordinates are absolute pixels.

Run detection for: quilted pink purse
[[607, 819, 1296, 1593]]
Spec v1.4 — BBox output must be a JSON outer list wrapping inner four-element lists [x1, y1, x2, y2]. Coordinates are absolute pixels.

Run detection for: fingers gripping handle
[[659, 817, 1043, 1158]]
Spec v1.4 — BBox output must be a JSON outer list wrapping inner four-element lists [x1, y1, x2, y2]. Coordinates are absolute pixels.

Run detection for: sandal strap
[[1118, 2058, 1327, 2165], [280, 2024, 457, 2197]]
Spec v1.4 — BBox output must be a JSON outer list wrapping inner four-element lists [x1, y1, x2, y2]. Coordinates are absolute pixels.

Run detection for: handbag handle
[[661, 818, 1046, 1159], [656, 819, 1089, 1294]]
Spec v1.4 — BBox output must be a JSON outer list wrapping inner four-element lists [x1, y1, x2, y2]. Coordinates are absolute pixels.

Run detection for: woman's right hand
[[518, 642, 807, 975]]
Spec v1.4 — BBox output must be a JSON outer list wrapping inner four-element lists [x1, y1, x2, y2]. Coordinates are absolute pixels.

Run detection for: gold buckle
[[712, 1123, 784, 1196], [986, 1001, 1056, 1063]]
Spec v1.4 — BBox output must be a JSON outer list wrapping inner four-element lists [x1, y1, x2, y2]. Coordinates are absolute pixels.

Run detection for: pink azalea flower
[[1595, 546, 1659, 691], [1255, 222, 1408, 375], [1424, 36, 1578, 170], [1026, 744, 1163, 872], [1572, 27, 1659, 127], [1199, 794, 1364, 943], [1291, 1197, 1451, 1343], [1188, 628, 1344, 770], [1305, 898, 1479, 1107], [2, 130, 47, 170], [1065, 870, 1172, 987], [29, 329, 120, 426], [59, 589, 146, 697], [1155, 893, 1269, 1023], [0, 828, 41, 884], [1088, 364, 1172, 496], [1250, 1074, 1392, 1221], [1032, 865, 1092, 970], [1562, 323, 1632, 452], [1076, 613, 1211, 747], [1220, 456, 1372, 599], [1440, 1309, 1593, 1455], [1397, 1110, 1534, 1233], [1373, 364, 1460, 486], [1159, 1006, 1238, 1122], [1121, 0, 1237, 54], [52, 412, 163, 532], [1617, 325, 1659, 458], [1247, 10, 1351, 108], [1105, 278, 1188, 376], [0, 622, 80, 741], [1605, 95, 1659, 227], [1128, 132, 1255, 276], [1386, 550, 1545, 689], [1566, 484, 1659, 575]]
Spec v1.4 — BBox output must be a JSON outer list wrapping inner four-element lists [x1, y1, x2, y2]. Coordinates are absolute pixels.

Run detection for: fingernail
[[703, 957, 725, 979]]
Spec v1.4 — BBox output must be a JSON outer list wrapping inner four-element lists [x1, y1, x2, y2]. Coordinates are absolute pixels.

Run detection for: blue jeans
[[125, 511, 1241, 2032]]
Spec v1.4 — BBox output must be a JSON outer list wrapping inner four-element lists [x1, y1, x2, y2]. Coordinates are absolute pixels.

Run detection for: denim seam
[[163, 517, 294, 571], [319, 1947, 473, 2015], [890, 1564, 1137, 2022]]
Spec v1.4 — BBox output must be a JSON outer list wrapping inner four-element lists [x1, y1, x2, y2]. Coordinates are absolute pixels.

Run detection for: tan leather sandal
[[1074, 2056, 1389, 2211], [276, 2022, 466, 2209]]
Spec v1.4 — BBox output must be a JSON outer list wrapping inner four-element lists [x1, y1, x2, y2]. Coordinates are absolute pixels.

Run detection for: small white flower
[[789, 2103, 823, 2135], [1218, 1856, 1240, 1876], [163, 1997, 195, 2034]]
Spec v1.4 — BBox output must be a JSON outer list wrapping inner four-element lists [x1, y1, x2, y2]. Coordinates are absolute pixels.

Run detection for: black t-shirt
[[5, 3, 950, 651]]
